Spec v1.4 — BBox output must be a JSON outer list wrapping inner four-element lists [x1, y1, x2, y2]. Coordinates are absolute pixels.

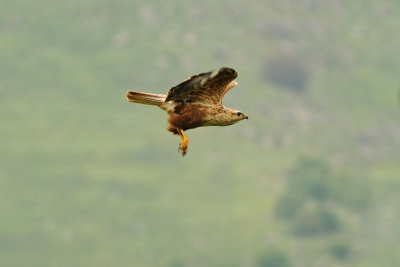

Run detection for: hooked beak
[[241, 114, 248, 120]]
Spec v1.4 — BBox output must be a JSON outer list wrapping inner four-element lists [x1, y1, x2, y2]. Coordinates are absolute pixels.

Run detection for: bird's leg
[[177, 128, 189, 156]]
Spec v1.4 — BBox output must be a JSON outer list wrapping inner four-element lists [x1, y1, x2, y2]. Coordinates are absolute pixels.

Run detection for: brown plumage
[[126, 67, 248, 156]]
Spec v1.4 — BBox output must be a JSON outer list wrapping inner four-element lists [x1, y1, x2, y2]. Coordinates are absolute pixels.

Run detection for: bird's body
[[126, 67, 247, 155]]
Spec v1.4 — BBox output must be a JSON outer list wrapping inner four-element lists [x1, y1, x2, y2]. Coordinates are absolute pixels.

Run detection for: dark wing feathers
[[165, 67, 238, 104]]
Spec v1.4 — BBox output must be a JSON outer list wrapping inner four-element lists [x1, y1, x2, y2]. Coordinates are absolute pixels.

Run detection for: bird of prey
[[126, 67, 248, 156]]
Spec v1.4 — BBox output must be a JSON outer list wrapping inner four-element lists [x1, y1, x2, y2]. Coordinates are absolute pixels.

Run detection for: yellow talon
[[177, 128, 189, 156]]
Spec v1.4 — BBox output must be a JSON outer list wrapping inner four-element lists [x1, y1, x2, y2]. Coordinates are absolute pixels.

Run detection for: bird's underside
[[126, 67, 248, 156]]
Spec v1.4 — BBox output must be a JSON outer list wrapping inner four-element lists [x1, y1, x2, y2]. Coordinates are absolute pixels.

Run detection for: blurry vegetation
[[169, 260, 185, 267], [274, 157, 372, 262], [263, 54, 309, 92], [328, 239, 352, 260], [275, 157, 370, 237], [256, 249, 292, 267], [292, 206, 340, 236]]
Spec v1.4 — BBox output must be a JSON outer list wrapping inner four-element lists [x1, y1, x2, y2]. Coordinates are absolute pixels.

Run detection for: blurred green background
[[1, 0, 400, 266]]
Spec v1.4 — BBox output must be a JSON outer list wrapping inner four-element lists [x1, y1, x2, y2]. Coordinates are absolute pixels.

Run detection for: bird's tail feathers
[[126, 91, 166, 106]]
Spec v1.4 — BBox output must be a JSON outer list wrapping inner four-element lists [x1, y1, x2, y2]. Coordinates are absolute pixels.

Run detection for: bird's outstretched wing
[[165, 67, 238, 104]]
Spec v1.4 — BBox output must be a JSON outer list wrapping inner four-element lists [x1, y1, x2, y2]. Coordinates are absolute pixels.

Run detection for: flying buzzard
[[126, 67, 248, 156]]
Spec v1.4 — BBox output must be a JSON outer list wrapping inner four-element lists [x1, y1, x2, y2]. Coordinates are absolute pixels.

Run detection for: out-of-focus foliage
[[263, 53, 309, 91], [256, 248, 292, 267], [329, 238, 352, 260], [1, 0, 400, 266], [275, 157, 372, 259]]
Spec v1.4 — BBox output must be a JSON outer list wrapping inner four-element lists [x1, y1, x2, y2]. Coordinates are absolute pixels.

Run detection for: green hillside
[[1, 0, 400, 266]]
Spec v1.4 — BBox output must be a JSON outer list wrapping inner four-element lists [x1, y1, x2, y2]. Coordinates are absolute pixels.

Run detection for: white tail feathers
[[126, 91, 166, 106]]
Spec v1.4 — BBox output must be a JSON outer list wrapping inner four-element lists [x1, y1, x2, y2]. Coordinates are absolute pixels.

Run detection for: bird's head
[[235, 111, 249, 120], [212, 107, 248, 126], [226, 108, 248, 124]]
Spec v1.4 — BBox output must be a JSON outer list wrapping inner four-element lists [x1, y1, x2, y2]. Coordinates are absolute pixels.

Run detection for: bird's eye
[[236, 112, 243, 116]]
